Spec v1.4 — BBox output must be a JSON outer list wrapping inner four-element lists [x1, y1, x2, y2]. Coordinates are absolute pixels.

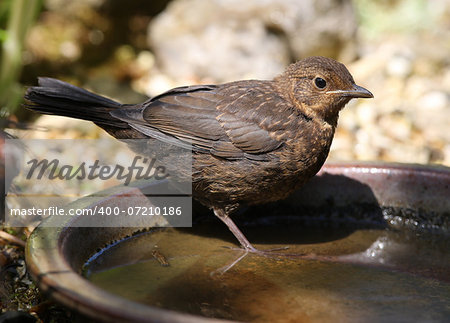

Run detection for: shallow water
[[84, 218, 450, 322]]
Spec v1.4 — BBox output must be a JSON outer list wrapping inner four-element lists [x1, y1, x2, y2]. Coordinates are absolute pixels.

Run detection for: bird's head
[[277, 56, 373, 126]]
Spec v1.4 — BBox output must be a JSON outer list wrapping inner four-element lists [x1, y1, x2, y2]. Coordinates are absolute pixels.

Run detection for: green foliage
[[0, 29, 7, 43], [354, 0, 433, 38], [0, 0, 13, 24], [0, 0, 42, 117]]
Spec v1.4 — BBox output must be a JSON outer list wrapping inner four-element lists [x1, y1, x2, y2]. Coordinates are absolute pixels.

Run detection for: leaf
[[0, 29, 7, 42]]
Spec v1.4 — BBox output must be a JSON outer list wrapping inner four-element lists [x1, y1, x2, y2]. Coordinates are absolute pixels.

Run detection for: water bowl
[[26, 162, 450, 322]]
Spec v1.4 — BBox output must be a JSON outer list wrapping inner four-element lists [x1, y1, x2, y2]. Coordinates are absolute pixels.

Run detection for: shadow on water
[[183, 173, 386, 247]]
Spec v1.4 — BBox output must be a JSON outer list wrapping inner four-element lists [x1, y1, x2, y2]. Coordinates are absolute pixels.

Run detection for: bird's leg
[[213, 208, 259, 252], [211, 208, 335, 274], [212, 208, 288, 275], [213, 208, 288, 253]]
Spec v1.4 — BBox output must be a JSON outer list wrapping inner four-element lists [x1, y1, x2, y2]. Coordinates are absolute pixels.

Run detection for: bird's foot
[[211, 208, 335, 275], [211, 245, 336, 276]]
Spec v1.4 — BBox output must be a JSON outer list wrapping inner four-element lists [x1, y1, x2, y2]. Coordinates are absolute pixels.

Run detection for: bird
[[24, 56, 373, 256]]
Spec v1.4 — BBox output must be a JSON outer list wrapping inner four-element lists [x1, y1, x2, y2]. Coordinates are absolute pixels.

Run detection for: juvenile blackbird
[[25, 56, 373, 254]]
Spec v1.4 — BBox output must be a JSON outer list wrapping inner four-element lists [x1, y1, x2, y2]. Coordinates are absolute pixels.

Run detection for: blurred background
[[0, 0, 449, 318], [0, 0, 449, 166]]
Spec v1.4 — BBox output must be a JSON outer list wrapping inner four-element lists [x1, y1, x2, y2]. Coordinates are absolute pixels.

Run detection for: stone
[[148, 0, 358, 83]]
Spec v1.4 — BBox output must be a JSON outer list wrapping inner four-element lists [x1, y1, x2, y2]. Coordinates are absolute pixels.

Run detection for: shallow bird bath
[[26, 162, 449, 322]]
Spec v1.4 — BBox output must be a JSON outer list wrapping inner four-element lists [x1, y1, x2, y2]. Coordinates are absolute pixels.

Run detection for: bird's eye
[[314, 77, 327, 89]]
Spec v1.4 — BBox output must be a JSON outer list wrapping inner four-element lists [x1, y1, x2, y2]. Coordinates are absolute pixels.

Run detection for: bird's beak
[[326, 84, 374, 98]]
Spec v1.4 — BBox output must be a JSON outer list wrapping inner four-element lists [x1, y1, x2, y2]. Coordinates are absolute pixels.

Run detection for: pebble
[[386, 55, 412, 78], [417, 91, 448, 111]]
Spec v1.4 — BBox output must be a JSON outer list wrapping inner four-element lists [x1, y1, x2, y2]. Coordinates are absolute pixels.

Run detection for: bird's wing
[[111, 82, 293, 160]]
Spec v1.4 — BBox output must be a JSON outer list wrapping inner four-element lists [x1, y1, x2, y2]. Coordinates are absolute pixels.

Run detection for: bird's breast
[[280, 119, 335, 178]]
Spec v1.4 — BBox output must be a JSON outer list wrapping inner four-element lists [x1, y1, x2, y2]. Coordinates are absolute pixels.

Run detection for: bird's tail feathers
[[24, 77, 128, 128]]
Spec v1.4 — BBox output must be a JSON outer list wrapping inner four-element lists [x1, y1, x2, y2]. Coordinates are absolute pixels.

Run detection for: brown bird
[[25, 56, 373, 255]]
